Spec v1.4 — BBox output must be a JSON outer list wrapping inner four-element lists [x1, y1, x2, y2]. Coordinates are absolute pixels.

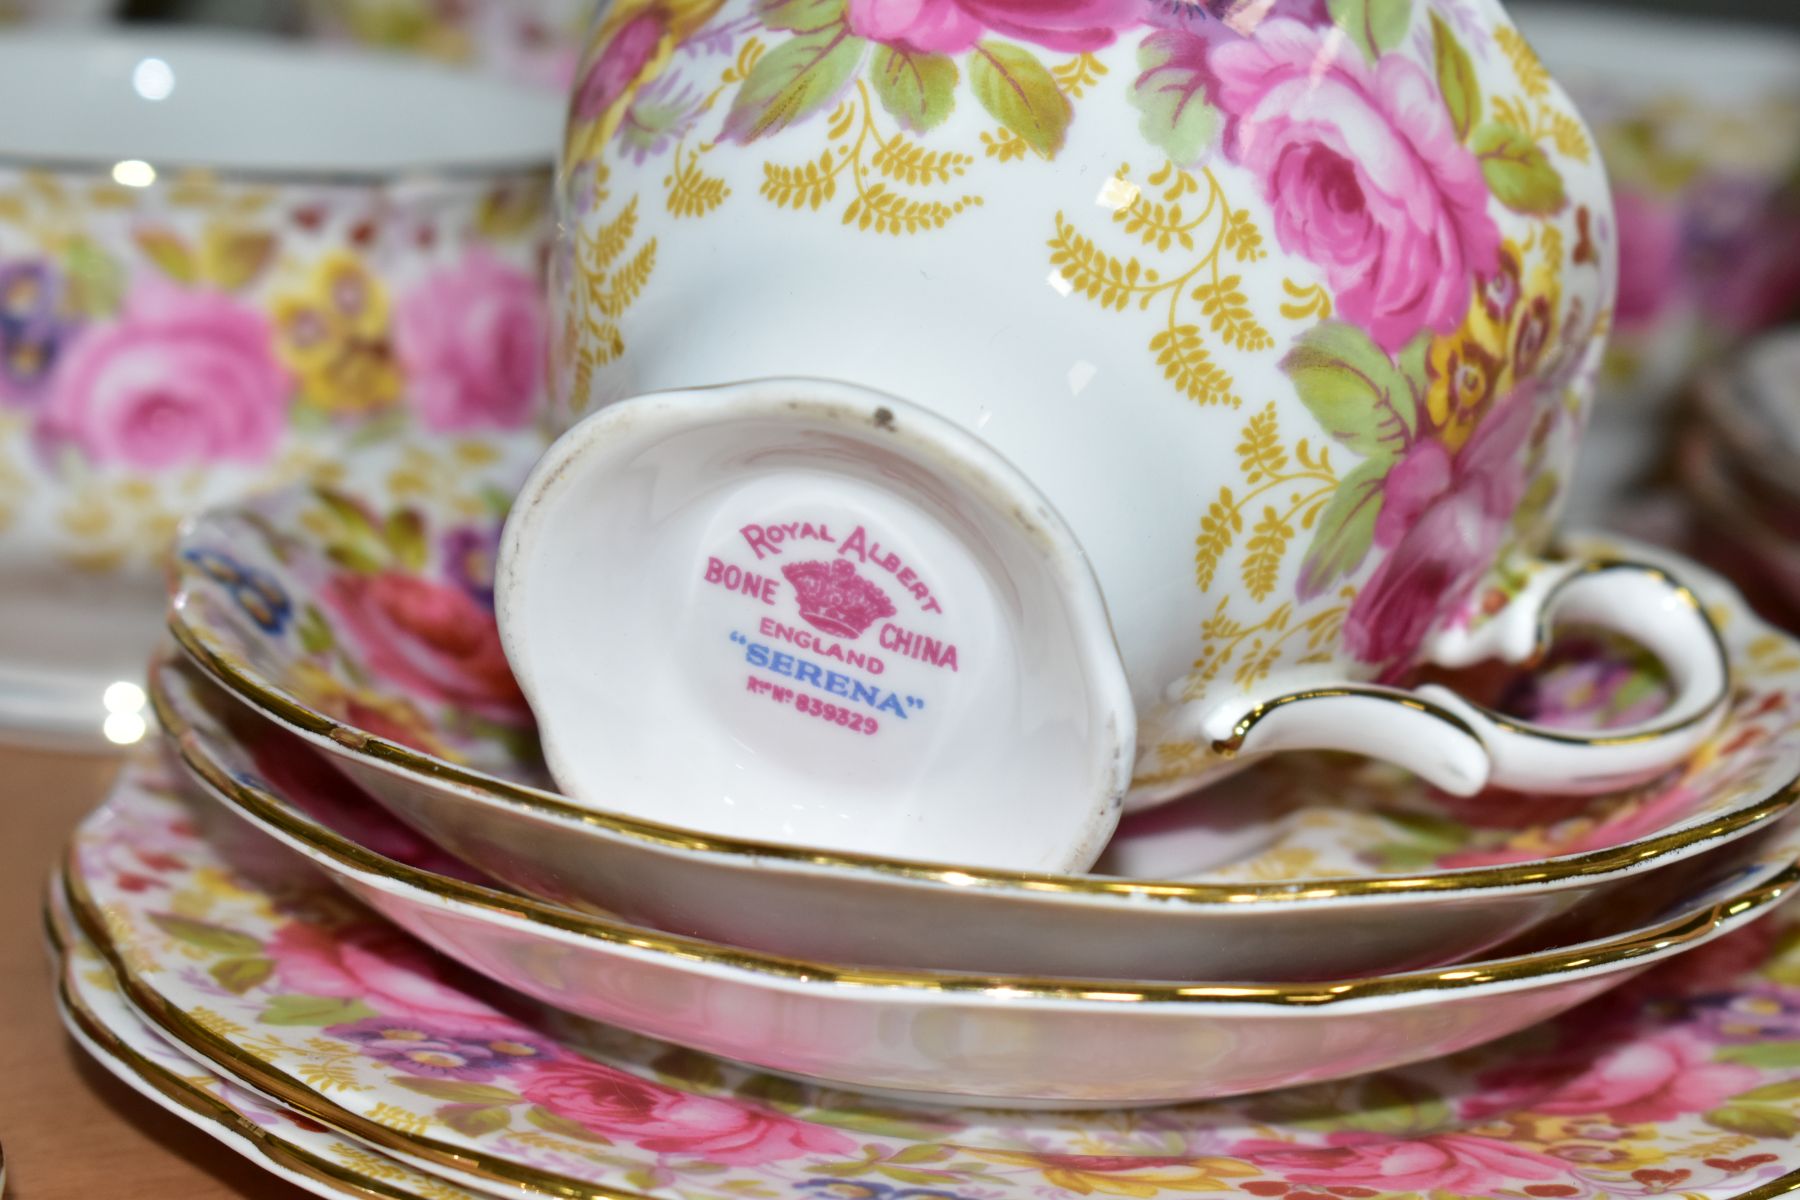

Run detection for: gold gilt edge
[[59, 864, 646, 1200], [136, 664, 1800, 1005], [166, 606, 1800, 904], [41, 888, 506, 1200], [1222, 561, 1733, 753], [58, 852, 1800, 1200]]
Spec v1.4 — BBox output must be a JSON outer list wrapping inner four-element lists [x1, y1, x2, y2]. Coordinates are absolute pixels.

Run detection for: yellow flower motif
[[961, 1149, 1260, 1197], [1427, 317, 1506, 453], [1427, 239, 1567, 453], [1511, 258, 1563, 385], [272, 252, 403, 416]]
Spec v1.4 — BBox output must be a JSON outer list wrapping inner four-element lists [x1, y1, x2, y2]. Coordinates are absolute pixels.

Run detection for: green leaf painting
[[1131, 32, 1224, 166], [1432, 12, 1480, 141], [1281, 322, 1424, 459], [870, 47, 958, 133], [724, 25, 867, 143], [257, 994, 379, 1027], [1329, 0, 1413, 63], [756, 0, 846, 32], [968, 41, 1072, 158], [149, 913, 263, 957], [1473, 122, 1567, 214], [1297, 457, 1387, 599]]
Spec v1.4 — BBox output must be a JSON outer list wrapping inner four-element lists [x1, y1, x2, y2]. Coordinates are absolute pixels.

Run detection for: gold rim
[[44, 892, 523, 1200], [61, 858, 1800, 1200], [151, 659, 1800, 1003], [1226, 560, 1731, 753], [63, 867, 685, 1200], [167, 600, 1800, 905]]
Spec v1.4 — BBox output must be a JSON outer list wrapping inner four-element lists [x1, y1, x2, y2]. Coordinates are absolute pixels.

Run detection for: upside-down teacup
[[0, 29, 558, 745], [499, 0, 1730, 871]]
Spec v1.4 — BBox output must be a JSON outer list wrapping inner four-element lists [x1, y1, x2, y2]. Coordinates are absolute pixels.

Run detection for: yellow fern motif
[[980, 127, 1030, 162], [367, 1103, 433, 1137], [1183, 401, 1352, 697], [760, 82, 980, 235], [1049, 162, 1276, 408], [1491, 34, 1590, 163], [1192, 403, 1340, 593], [563, 164, 659, 415], [1280, 278, 1333, 321], [1050, 52, 1109, 98], [1189, 594, 1350, 692], [331, 1144, 411, 1182], [1495, 26, 1552, 99], [187, 1006, 248, 1039], [659, 45, 755, 219], [665, 142, 731, 218], [240, 1033, 372, 1094]]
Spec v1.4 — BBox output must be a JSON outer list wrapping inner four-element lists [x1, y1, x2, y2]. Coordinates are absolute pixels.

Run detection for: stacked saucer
[[39, 3, 1800, 1197], [48, 610, 1800, 1194]]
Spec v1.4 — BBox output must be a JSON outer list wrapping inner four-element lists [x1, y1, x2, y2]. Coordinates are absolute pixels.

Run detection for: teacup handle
[[1194, 557, 1731, 797]]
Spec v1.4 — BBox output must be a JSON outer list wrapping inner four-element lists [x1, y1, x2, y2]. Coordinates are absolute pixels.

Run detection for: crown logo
[[782, 559, 897, 640]]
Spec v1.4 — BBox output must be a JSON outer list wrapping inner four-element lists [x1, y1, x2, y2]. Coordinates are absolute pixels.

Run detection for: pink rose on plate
[[520, 1059, 855, 1165], [269, 921, 505, 1026], [846, 0, 1141, 54], [1511, 1031, 1758, 1125], [395, 249, 545, 433], [1467, 1031, 1757, 1124], [1208, 19, 1500, 351], [38, 280, 289, 471], [323, 571, 528, 720], [1236, 1132, 1565, 1194], [1344, 394, 1534, 671]]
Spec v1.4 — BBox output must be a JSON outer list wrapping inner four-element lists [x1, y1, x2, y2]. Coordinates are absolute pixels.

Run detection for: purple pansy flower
[[327, 1016, 556, 1080], [0, 259, 79, 407]]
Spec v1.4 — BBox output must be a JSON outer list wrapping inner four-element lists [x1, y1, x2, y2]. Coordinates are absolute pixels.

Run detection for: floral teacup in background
[[0, 28, 559, 745], [1515, 5, 1800, 518], [298, 0, 591, 88]]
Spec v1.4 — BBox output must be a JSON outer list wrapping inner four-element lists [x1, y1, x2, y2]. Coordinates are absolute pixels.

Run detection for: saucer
[[46, 883, 481, 1200], [170, 480, 1800, 981], [130, 666, 1800, 1106], [65, 749, 1800, 1195]]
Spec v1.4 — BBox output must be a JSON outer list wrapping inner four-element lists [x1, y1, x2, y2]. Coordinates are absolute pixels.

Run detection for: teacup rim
[[148, 653, 1800, 1006], [0, 26, 558, 186], [167, 523, 1800, 906]]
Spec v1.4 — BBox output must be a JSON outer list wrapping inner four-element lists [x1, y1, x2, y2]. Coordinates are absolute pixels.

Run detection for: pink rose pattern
[[38, 281, 289, 471], [10, 233, 545, 478], [1612, 189, 1683, 333], [78, 758, 1800, 1199], [322, 570, 530, 720], [268, 921, 512, 1026], [845, 0, 1142, 54], [1342, 389, 1532, 673], [394, 249, 546, 434], [522, 1060, 856, 1164], [1206, 17, 1501, 352]]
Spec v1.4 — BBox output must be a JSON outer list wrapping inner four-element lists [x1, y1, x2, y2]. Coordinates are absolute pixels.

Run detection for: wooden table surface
[[0, 743, 313, 1200]]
